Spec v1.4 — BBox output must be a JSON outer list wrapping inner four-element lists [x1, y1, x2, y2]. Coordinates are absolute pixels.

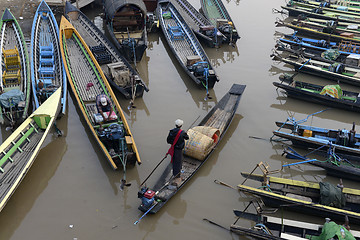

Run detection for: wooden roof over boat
[[103, 0, 147, 21]]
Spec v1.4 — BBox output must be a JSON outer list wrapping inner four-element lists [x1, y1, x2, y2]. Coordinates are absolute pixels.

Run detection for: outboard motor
[[98, 123, 125, 152], [138, 187, 155, 208], [188, 62, 209, 77]]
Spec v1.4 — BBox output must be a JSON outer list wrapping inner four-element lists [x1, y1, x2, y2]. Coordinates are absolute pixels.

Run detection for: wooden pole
[[76, 0, 79, 9]]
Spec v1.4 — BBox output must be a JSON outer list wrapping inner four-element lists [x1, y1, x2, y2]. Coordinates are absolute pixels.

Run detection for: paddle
[[203, 218, 230, 231]]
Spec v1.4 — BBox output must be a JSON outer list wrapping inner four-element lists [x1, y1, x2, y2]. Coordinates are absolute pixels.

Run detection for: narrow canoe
[[157, 0, 220, 90], [103, 0, 147, 63], [273, 121, 360, 157], [0, 88, 61, 212], [272, 53, 360, 88], [239, 172, 360, 224], [64, 1, 148, 100], [231, 209, 360, 239], [276, 19, 360, 44], [273, 76, 360, 112], [31, 0, 67, 116], [0, 9, 30, 127], [284, 146, 360, 182], [200, 0, 239, 44], [138, 84, 245, 214], [281, 3, 360, 24], [170, 0, 224, 47], [59, 16, 141, 170]]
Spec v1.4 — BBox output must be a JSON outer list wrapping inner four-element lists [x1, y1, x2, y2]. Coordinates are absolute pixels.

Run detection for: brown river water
[[1, 0, 360, 239]]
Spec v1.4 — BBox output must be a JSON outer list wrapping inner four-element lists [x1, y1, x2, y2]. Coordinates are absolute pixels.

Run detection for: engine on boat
[[138, 187, 155, 208], [188, 62, 209, 77], [98, 123, 125, 154]]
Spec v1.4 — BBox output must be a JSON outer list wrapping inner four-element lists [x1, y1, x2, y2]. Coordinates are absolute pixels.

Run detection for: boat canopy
[[104, 0, 147, 32]]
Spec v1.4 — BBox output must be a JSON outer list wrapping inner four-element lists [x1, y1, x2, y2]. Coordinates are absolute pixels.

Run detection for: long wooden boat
[[64, 1, 148, 100], [157, 0, 219, 90], [31, 0, 67, 117], [137, 84, 245, 213], [231, 209, 360, 239], [170, 0, 225, 47], [0, 88, 61, 212], [276, 19, 360, 44], [272, 52, 360, 88], [0, 9, 30, 127], [200, 0, 239, 44], [272, 121, 360, 157], [277, 33, 354, 53], [59, 16, 141, 173], [273, 75, 360, 112], [281, 3, 360, 24], [239, 172, 360, 224], [284, 146, 360, 182], [103, 0, 147, 63], [287, 0, 360, 15], [276, 37, 360, 67]]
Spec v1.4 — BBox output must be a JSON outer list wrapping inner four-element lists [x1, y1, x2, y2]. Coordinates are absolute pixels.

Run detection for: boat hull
[[138, 84, 245, 213]]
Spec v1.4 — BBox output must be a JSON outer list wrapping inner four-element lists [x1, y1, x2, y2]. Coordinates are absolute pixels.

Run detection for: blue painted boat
[[30, 0, 67, 116], [272, 121, 360, 157]]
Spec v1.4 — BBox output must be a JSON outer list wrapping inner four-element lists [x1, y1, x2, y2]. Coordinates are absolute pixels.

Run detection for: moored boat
[[137, 84, 245, 214], [231, 208, 360, 239], [157, 0, 219, 92], [103, 0, 147, 63], [170, 0, 225, 47], [239, 172, 360, 224], [200, 0, 239, 44], [272, 52, 360, 88], [64, 1, 148, 100], [284, 146, 360, 182], [280, 3, 360, 24], [59, 17, 141, 176], [0, 88, 61, 212], [0, 9, 31, 127], [31, 0, 67, 116], [276, 18, 360, 44], [273, 74, 360, 112], [272, 120, 360, 157]]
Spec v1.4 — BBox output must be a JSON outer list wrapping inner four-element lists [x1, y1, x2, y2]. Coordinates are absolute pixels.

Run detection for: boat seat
[[0, 126, 35, 172], [167, 24, 184, 40], [38, 66, 55, 76], [3, 47, 21, 71], [3, 69, 21, 85], [40, 45, 53, 57]]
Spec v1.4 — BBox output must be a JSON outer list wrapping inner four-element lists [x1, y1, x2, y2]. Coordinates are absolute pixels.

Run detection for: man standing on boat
[[167, 119, 189, 187]]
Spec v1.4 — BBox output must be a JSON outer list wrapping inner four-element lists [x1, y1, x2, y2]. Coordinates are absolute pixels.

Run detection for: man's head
[[175, 119, 183, 128], [100, 97, 107, 106]]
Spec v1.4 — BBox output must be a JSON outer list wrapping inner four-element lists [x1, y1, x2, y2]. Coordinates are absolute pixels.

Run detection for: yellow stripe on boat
[[237, 185, 360, 217], [242, 173, 360, 195], [59, 17, 141, 168], [0, 88, 61, 212]]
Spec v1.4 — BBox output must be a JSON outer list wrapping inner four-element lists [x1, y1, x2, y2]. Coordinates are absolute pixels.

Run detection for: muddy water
[[0, 0, 360, 239]]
